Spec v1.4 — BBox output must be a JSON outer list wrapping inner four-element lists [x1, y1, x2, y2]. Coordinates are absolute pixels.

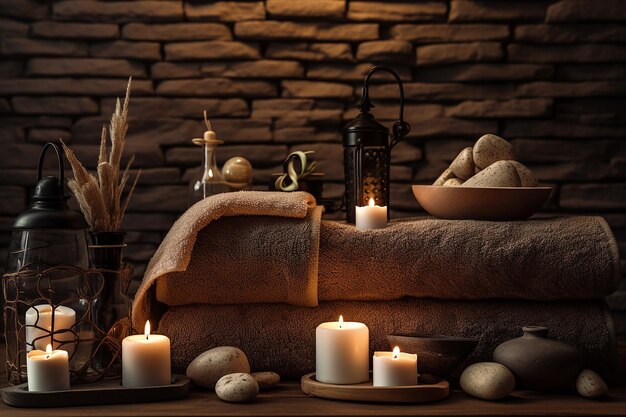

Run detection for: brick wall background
[[0, 1, 625, 335]]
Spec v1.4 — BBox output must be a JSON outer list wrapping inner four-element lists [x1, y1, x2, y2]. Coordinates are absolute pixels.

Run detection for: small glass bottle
[[188, 114, 230, 206]]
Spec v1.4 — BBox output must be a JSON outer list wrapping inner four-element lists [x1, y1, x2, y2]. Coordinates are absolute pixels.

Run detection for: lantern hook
[[37, 141, 64, 185], [359, 66, 411, 149]]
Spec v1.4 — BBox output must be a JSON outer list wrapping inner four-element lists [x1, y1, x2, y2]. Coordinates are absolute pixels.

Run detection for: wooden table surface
[[1, 345, 625, 416]]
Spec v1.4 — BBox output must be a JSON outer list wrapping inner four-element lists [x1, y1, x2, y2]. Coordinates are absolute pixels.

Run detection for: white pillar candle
[[355, 198, 387, 230], [25, 304, 76, 356], [373, 346, 418, 387], [122, 321, 171, 388], [27, 344, 70, 392], [316, 315, 369, 385]]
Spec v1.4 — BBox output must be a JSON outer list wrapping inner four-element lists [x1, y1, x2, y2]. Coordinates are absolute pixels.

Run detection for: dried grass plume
[[62, 77, 140, 231]]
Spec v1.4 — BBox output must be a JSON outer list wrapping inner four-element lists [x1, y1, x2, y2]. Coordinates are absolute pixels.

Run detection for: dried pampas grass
[[62, 77, 140, 231]]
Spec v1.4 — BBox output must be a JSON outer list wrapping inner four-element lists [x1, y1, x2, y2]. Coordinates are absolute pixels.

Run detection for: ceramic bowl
[[411, 185, 553, 221], [387, 334, 478, 378]]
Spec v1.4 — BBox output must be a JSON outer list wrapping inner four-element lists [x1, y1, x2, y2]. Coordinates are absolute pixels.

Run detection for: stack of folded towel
[[132, 191, 620, 379]]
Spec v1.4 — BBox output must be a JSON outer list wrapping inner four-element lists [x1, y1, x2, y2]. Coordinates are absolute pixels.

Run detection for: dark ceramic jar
[[493, 326, 583, 390]]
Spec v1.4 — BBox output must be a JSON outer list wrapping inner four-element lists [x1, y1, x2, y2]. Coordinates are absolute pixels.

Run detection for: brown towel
[[132, 191, 323, 329], [319, 216, 620, 302], [158, 299, 616, 379]]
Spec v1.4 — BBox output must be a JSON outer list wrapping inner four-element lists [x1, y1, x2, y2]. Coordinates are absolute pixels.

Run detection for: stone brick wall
[[0, 1, 625, 332]]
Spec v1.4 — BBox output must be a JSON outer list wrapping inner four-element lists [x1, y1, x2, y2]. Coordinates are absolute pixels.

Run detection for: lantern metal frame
[[3, 264, 134, 385], [343, 66, 411, 223]]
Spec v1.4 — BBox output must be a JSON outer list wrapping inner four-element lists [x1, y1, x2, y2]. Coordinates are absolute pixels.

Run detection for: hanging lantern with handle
[[342, 66, 411, 224]]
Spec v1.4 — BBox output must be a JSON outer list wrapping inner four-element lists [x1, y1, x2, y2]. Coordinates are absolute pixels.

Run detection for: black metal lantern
[[342, 66, 410, 224]]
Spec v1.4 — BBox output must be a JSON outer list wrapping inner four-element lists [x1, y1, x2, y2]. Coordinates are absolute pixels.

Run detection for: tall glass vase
[[188, 139, 230, 206]]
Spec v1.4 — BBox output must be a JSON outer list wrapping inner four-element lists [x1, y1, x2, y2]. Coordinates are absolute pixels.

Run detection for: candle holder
[[3, 264, 133, 385], [342, 66, 410, 224]]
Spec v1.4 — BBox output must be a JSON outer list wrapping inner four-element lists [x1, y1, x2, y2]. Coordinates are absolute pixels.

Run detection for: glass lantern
[[342, 66, 410, 224]]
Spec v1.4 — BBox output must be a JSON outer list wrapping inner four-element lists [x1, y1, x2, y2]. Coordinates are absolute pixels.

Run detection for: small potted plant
[[272, 151, 325, 200]]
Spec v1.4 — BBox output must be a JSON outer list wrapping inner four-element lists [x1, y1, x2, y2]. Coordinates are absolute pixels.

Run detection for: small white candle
[[355, 198, 387, 230], [25, 304, 76, 356], [373, 346, 418, 387], [122, 321, 171, 388], [27, 344, 70, 392], [316, 315, 369, 385]]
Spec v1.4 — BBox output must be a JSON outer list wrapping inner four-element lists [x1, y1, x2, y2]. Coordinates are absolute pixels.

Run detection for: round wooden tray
[[301, 373, 449, 403]]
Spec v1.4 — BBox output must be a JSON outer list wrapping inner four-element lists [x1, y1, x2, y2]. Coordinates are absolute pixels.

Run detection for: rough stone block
[[547, 0, 626, 22], [515, 24, 626, 43], [235, 21, 378, 41], [32, 21, 119, 39], [129, 186, 188, 212], [356, 40, 413, 62], [560, 183, 626, 210], [1, 143, 43, 168], [185, 1, 265, 21], [0, 0, 48, 19], [70, 143, 163, 168], [1, 38, 87, 57], [391, 142, 423, 163], [416, 63, 554, 82], [508, 44, 626, 63], [90, 41, 161, 60], [122, 213, 178, 231], [27, 58, 146, 77], [517, 81, 626, 98], [512, 139, 626, 163], [0, 99, 10, 114], [53, 1, 183, 22], [165, 41, 260, 60], [123, 23, 231, 41], [450, 1, 547, 22], [265, 42, 353, 61], [348, 2, 447, 22], [102, 97, 248, 118], [0, 78, 154, 96], [166, 144, 287, 167], [0, 169, 42, 185], [407, 118, 497, 138], [281, 80, 353, 98], [504, 120, 626, 138], [391, 23, 508, 42], [445, 98, 552, 118], [370, 82, 515, 101], [557, 65, 626, 81], [251, 99, 314, 118], [0, 186, 26, 215], [0, 18, 29, 37], [0, 62, 23, 78], [0, 126, 25, 142], [273, 109, 343, 127], [151, 62, 201, 79], [417, 42, 502, 66], [28, 128, 71, 143], [199, 60, 304, 78], [12, 97, 98, 115], [157, 78, 276, 97], [307, 63, 411, 81], [267, 0, 345, 19]]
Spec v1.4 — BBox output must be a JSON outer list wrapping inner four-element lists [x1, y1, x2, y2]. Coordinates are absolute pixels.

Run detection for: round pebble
[[509, 161, 538, 187], [576, 369, 608, 399], [461, 160, 521, 188], [433, 167, 455, 186], [252, 371, 281, 390], [460, 362, 515, 401], [216, 373, 259, 403], [186, 346, 251, 390], [473, 134, 516, 169], [450, 147, 475, 180], [223, 156, 253, 185], [443, 178, 464, 187]]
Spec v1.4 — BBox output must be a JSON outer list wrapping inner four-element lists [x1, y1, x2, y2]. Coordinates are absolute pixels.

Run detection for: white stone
[[460, 362, 515, 401], [215, 373, 259, 403], [433, 167, 455, 186], [473, 134, 516, 169], [252, 371, 281, 390], [509, 160, 538, 187], [443, 178, 463, 186], [186, 346, 251, 390], [576, 369, 608, 399], [461, 160, 521, 187], [450, 147, 475, 180]]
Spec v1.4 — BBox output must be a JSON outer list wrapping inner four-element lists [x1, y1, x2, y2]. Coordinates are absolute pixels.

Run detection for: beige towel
[[319, 216, 620, 302], [158, 299, 616, 380], [132, 191, 323, 329]]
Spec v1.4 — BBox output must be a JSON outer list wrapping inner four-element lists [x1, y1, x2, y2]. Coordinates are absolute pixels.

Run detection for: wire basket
[[3, 264, 133, 385]]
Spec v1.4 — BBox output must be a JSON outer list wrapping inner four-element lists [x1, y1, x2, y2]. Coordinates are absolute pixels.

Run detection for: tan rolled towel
[[132, 191, 323, 328], [318, 216, 619, 302], [158, 299, 616, 379]]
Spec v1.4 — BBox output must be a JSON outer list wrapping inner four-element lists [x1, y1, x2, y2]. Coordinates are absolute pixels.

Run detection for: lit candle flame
[[368, 198, 375, 207], [145, 320, 151, 340], [339, 315, 343, 329], [208, 168, 214, 178], [45, 343, 52, 359], [392, 346, 400, 359]]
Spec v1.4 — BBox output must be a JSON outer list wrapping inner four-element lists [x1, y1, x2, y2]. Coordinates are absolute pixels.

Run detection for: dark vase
[[493, 326, 584, 390], [89, 231, 126, 270]]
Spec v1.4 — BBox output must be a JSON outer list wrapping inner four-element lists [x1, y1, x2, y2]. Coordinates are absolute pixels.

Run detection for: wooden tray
[[1, 374, 189, 408], [301, 373, 449, 403]]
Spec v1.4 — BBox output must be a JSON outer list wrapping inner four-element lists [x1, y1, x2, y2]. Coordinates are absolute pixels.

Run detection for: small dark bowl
[[387, 334, 478, 378]]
